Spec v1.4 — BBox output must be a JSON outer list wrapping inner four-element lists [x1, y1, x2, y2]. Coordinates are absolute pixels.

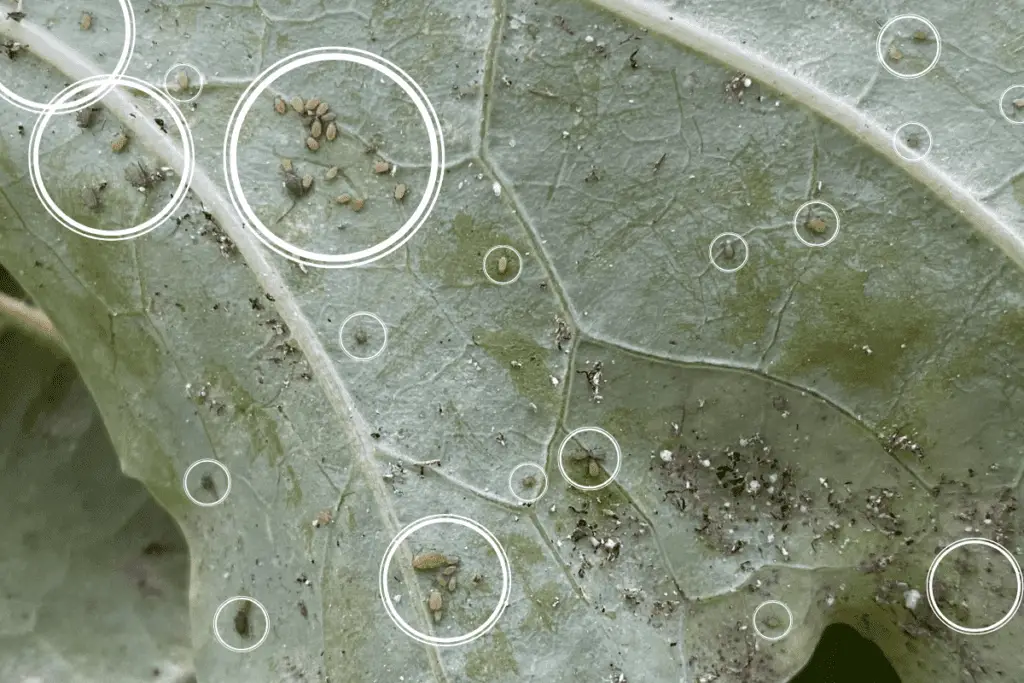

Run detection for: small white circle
[[752, 600, 794, 642], [223, 47, 444, 268], [0, 0, 136, 114], [556, 426, 623, 491], [378, 514, 511, 647], [708, 232, 749, 273], [892, 122, 932, 162], [338, 311, 388, 361], [483, 245, 523, 285], [212, 596, 270, 653], [28, 74, 195, 241], [998, 85, 1024, 125], [876, 15, 942, 80], [508, 463, 548, 504], [182, 459, 232, 507], [162, 62, 205, 103], [925, 537, 1023, 635], [793, 200, 840, 248]]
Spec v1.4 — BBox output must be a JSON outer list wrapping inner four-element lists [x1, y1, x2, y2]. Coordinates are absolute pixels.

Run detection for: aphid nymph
[[110, 130, 130, 153], [175, 69, 189, 93], [200, 472, 218, 498], [394, 183, 407, 201], [233, 599, 253, 638], [325, 122, 337, 141], [76, 106, 98, 129], [80, 12, 93, 30], [497, 255, 508, 275], [354, 327, 369, 346]]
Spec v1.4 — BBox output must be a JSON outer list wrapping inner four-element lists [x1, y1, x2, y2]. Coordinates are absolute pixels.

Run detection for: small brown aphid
[[351, 198, 365, 212], [497, 255, 509, 275], [1013, 98, 1024, 110], [905, 133, 921, 149], [441, 564, 459, 577], [325, 166, 339, 181], [321, 112, 338, 123], [912, 30, 929, 42], [284, 172, 309, 199], [887, 45, 903, 62], [310, 118, 323, 139], [280, 158, 293, 173], [522, 474, 536, 489], [588, 459, 602, 478], [306, 136, 320, 152], [334, 193, 352, 205], [234, 599, 253, 638], [806, 217, 828, 234], [76, 106, 98, 129], [325, 122, 337, 141], [394, 183, 407, 201], [373, 160, 391, 174], [301, 174, 314, 191], [721, 240, 736, 260], [315, 102, 329, 117], [428, 590, 443, 621], [290, 96, 305, 113], [436, 575, 448, 589], [200, 472, 218, 498], [354, 328, 369, 346], [110, 130, 129, 153], [298, 601, 308, 619], [80, 12, 93, 30], [304, 98, 321, 113], [274, 97, 287, 115], [448, 575, 457, 592], [175, 70, 189, 93], [81, 181, 107, 211], [413, 552, 450, 570]]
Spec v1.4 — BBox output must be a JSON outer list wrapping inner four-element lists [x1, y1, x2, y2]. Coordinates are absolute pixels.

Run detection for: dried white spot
[[742, 77, 752, 88], [550, 375, 559, 386], [585, 35, 594, 42], [492, 181, 501, 197], [904, 589, 921, 611], [659, 449, 674, 463]]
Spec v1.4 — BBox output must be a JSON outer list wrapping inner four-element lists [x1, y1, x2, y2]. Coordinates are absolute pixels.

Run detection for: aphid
[[274, 97, 287, 115], [394, 183, 407, 201], [306, 136, 319, 152], [81, 181, 107, 211], [200, 472, 218, 498], [441, 565, 459, 577], [110, 130, 130, 153], [3, 40, 24, 60], [284, 171, 311, 199], [413, 552, 451, 570], [325, 122, 337, 141], [321, 112, 338, 123], [588, 459, 602, 478], [436, 575, 448, 589], [175, 70, 189, 93], [806, 217, 828, 234], [298, 601, 308, 619], [497, 255, 508, 275], [373, 160, 391, 174], [351, 198, 365, 212], [290, 96, 305, 113], [315, 102, 329, 117], [325, 166, 339, 180], [301, 174, 313, 191], [353, 328, 369, 346], [304, 98, 321, 113], [281, 158, 293, 173], [448, 575, 458, 592], [427, 590, 443, 622], [76, 106, 98, 129], [233, 599, 253, 638], [80, 12, 93, 30], [887, 45, 903, 62], [334, 193, 352, 205], [312, 509, 332, 528], [521, 474, 536, 489], [721, 239, 736, 260], [905, 133, 921, 149], [1013, 98, 1024, 110], [310, 118, 323, 139], [912, 30, 929, 42]]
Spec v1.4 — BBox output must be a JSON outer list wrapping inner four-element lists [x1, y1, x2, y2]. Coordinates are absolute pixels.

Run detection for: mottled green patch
[[474, 327, 560, 412], [520, 580, 563, 633], [419, 213, 516, 287], [716, 247, 791, 347], [284, 463, 302, 508], [464, 628, 518, 681], [502, 532, 546, 568]]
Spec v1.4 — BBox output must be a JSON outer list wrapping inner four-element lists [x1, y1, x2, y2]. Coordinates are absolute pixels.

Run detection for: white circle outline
[[508, 462, 548, 504], [752, 600, 794, 642], [925, 537, 1023, 635], [212, 596, 270, 653], [182, 458, 232, 507], [162, 62, 205, 104], [0, 0, 136, 114], [875, 15, 942, 80], [892, 121, 932, 162], [556, 426, 623, 491], [223, 47, 445, 268], [483, 245, 524, 285], [793, 200, 841, 248], [378, 514, 512, 647], [998, 85, 1024, 125], [28, 74, 196, 241], [338, 311, 388, 361], [708, 232, 749, 273]]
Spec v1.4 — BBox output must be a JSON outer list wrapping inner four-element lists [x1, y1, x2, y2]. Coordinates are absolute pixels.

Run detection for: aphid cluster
[[412, 551, 462, 622]]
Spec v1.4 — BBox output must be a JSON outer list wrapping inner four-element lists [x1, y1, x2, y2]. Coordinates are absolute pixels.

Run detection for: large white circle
[[378, 514, 511, 647], [508, 462, 548, 504], [708, 232, 749, 273], [0, 0, 137, 114], [925, 537, 1023, 635], [211, 596, 270, 653], [337, 311, 388, 361], [28, 74, 195, 241], [892, 121, 932, 162], [875, 15, 942, 80], [182, 458, 232, 507], [223, 47, 444, 268], [752, 600, 794, 642], [556, 426, 623, 491], [998, 85, 1024, 125], [793, 200, 840, 248]]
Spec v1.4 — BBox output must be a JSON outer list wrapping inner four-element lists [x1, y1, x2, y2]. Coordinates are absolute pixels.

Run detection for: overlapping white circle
[[752, 600, 794, 642], [925, 537, 1023, 635], [708, 232, 749, 273], [338, 311, 388, 361], [0, 0, 137, 114], [998, 85, 1024, 125], [378, 514, 511, 647], [793, 200, 840, 248], [28, 74, 195, 241], [162, 62, 205, 103], [212, 596, 270, 653], [483, 245, 524, 285], [876, 15, 942, 80], [182, 458, 232, 507], [892, 121, 932, 162], [556, 426, 623, 491], [222, 47, 445, 268], [508, 462, 547, 504]]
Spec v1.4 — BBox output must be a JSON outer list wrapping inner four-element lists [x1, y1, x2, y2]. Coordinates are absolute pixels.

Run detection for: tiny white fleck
[[550, 375, 559, 386], [904, 589, 921, 610], [585, 35, 594, 42], [742, 77, 752, 87], [492, 181, 501, 197], [659, 449, 674, 462]]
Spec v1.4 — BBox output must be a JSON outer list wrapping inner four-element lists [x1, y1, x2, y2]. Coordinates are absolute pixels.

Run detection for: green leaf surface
[[0, 0, 1022, 682]]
